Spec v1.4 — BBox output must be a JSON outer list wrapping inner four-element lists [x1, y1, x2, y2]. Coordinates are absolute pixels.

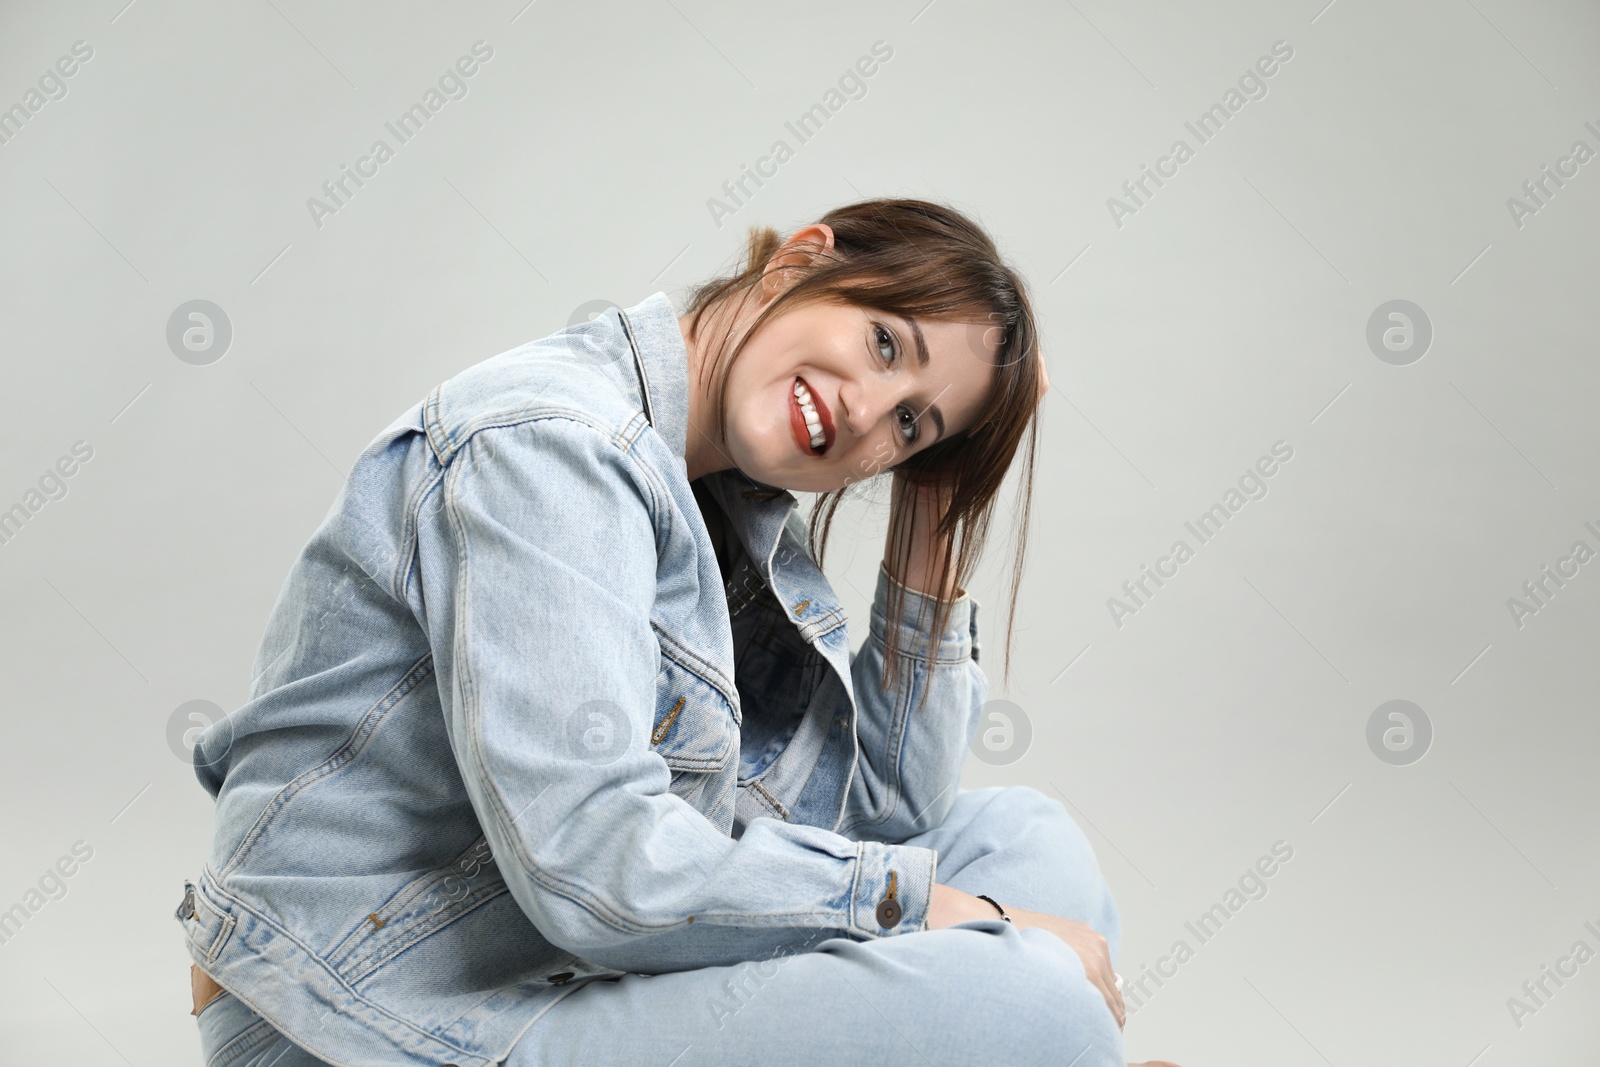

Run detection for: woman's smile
[[789, 376, 835, 457]]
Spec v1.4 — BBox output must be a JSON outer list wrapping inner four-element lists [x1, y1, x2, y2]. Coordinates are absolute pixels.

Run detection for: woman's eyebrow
[[904, 315, 930, 368]]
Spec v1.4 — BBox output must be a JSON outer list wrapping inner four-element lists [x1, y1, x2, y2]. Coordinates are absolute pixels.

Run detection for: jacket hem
[[179, 866, 574, 1067]]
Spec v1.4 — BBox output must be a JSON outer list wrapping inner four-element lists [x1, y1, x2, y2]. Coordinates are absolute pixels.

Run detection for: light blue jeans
[[196, 786, 1125, 1067]]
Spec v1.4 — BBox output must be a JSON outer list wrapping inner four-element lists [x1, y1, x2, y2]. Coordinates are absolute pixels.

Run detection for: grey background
[[2, 0, 1596, 1062]]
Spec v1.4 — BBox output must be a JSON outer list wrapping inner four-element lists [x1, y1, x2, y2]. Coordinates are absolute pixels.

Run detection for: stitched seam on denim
[[876, 635, 968, 665], [846, 841, 869, 936], [429, 351, 645, 452], [205, 1015, 276, 1067], [654, 722, 732, 770], [399, 455, 445, 607], [324, 835, 496, 966], [796, 607, 848, 643], [867, 614, 972, 665], [616, 305, 656, 427], [748, 779, 789, 821], [615, 408, 649, 451], [442, 415, 656, 589], [400, 546, 425, 631], [454, 407, 641, 458], [372, 420, 431, 603], [345, 885, 513, 984], [880, 656, 920, 833], [410, 413, 673, 610], [458, 415, 672, 562], [424, 384, 451, 462], [839, 654, 918, 838], [652, 658, 736, 770], [193, 872, 485, 1059], [204, 914, 236, 964], [653, 624, 739, 719], [217, 654, 436, 881]]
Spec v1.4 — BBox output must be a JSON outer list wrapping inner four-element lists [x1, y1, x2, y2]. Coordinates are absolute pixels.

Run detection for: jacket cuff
[[851, 840, 938, 937], [869, 562, 981, 664]]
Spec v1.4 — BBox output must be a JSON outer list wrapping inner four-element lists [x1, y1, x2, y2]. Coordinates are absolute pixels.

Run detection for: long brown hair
[[681, 197, 1042, 711]]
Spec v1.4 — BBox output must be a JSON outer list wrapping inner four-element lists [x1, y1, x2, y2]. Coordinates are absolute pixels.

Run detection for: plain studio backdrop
[[2, 0, 1597, 1062]]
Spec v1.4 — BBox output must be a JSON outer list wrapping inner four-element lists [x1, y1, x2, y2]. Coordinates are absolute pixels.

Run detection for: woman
[[178, 198, 1177, 1066]]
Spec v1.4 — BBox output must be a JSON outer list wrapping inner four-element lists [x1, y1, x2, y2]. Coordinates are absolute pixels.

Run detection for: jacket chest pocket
[[650, 641, 739, 774]]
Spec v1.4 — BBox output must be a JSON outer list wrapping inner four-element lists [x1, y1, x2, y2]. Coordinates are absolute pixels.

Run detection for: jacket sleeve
[[841, 561, 988, 843], [415, 417, 937, 974]]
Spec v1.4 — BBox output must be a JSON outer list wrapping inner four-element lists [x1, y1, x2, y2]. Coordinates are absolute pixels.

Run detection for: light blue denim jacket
[[176, 292, 987, 1067]]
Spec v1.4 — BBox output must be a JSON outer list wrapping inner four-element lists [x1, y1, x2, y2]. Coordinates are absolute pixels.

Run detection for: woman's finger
[[1086, 962, 1124, 1030]]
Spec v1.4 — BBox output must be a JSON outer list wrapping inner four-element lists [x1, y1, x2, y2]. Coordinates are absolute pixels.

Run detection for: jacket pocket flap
[[650, 648, 737, 772]]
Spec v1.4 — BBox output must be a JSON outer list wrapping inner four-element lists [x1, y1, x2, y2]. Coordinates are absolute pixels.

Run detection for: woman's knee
[[887, 923, 1126, 1066], [990, 784, 1094, 851], [970, 784, 1123, 962], [958, 785, 1083, 852]]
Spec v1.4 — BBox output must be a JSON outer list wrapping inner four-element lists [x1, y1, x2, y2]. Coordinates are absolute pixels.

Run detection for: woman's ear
[[760, 223, 836, 297]]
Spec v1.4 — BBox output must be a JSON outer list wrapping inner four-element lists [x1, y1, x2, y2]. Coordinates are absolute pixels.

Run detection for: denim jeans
[[196, 785, 1125, 1067]]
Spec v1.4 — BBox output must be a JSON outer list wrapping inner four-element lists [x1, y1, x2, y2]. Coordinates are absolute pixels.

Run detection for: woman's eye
[[872, 323, 916, 444], [873, 323, 896, 363], [897, 406, 920, 445]]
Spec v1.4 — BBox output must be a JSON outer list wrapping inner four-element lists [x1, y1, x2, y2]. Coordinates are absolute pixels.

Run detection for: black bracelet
[[975, 893, 1011, 923]]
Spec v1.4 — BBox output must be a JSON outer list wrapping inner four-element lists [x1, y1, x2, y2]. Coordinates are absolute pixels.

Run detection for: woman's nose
[[840, 380, 897, 439]]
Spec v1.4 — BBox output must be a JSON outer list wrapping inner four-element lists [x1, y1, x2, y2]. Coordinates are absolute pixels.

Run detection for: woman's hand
[[1001, 900, 1125, 1032], [927, 885, 1124, 1031]]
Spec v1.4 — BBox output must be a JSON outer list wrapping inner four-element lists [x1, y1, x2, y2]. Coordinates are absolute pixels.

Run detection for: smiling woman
[[180, 197, 1169, 1067]]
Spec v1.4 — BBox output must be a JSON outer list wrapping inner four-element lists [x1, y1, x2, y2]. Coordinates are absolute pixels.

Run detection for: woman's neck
[[679, 292, 752, 483]]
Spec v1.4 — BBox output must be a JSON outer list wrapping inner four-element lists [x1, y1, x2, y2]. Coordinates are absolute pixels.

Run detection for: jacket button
[[876, 898, 902, 928], [547, 971, 575, 985]]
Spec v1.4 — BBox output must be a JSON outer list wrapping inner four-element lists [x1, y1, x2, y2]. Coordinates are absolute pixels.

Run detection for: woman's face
[[717, 295, 1001, 493]]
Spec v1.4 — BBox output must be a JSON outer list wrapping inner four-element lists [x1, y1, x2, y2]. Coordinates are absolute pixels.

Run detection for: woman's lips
[[789, 376, 833, 456]]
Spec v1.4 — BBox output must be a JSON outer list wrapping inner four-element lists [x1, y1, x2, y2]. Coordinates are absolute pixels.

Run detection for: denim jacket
[[176, 291, 987, 1067]]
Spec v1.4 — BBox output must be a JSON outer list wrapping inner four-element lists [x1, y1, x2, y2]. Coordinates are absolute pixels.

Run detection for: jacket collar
[[615, 293, 846, 643], [613, 292, 691, 464]]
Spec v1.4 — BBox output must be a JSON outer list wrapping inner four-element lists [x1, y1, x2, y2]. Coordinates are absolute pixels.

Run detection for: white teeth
[[793, 379, 825, 451]]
